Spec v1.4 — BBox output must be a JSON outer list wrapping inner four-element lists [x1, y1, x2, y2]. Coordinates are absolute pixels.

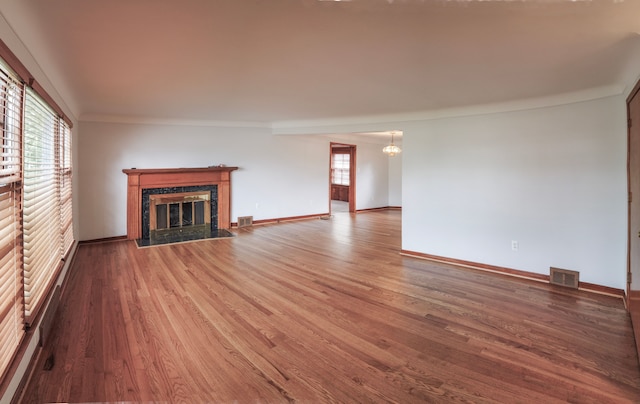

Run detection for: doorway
[[330, 143, 356, 215]]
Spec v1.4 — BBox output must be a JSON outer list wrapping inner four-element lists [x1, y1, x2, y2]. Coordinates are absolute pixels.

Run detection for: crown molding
[[270, 84, 624, 134], [79, 113, 271, 128], [80, 84, 623, 131]]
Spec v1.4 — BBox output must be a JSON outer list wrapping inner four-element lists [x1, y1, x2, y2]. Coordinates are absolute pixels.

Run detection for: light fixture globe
[[382, 144, 401, 156], [383, 131, 401, 156]]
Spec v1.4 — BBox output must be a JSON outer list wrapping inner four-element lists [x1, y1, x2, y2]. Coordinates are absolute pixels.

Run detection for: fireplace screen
[[154, 200, 205, 229], [149, 191, 210, 240]]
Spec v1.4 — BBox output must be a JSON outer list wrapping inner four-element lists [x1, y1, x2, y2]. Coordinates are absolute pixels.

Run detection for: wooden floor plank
[[18, 211, 640, 403]]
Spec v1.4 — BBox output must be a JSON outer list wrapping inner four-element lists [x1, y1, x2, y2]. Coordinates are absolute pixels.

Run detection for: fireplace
[[123, 167, 237, 246]]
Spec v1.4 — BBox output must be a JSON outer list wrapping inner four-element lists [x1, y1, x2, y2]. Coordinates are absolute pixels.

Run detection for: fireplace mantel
[[123, 166, 238, 240]]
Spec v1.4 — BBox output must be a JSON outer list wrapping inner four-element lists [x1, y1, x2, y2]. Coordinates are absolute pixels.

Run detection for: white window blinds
[[59, 121, 72, 254], [0, 63, 24, 381], [23, 88, 64, 323], [0, 70, 21, 184], [0, 184, 23, 381]]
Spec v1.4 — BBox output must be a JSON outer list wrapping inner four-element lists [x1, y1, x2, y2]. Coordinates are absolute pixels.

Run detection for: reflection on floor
[[331, 200, 349, 213], [136, 228, 234, 247]]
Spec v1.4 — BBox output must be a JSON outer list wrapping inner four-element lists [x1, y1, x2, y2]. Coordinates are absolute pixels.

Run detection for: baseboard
[[232, 213, 330, 228], [79, 235, 128, 244], [356, 206, 402, 213], [400, 249, 625, 299], [577, 281, 625, 298], [230, 207, 402, 227], [401, 250, 549, 282]]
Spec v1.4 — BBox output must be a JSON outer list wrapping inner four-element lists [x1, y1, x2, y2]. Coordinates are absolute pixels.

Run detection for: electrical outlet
[[511, 240, 519, 251]]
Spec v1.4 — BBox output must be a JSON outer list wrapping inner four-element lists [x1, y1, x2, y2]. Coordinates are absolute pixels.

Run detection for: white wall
[[388, 154, 402, 206], [271, 95, 628, 289], [352, 141, 391, 210], [77, 121, 392, 240], [401, 96, 627, 289]]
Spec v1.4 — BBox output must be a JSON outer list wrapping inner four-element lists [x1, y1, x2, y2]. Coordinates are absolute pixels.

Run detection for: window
[[0, 55, 73, 382], [23, 88, 65, 322], [332, 152, 350, 186]]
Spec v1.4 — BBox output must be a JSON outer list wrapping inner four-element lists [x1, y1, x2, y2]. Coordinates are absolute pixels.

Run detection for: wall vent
[[550, 267, 579, 289], [238, 216, 253, 228]]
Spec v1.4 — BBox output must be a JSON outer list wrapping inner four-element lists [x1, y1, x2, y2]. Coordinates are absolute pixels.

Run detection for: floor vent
[[550, 267, 579, 289], [237, 216, 253, 228]]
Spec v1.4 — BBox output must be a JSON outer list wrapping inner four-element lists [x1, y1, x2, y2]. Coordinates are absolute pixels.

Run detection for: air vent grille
[[238, 216, 253, 228], [550, 267, 579, 289]]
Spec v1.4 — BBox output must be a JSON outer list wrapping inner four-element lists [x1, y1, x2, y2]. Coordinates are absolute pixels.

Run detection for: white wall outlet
[[511, 240, 519, 251]]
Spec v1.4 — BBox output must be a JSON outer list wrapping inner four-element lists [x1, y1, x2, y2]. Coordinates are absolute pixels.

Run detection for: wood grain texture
[[19, 211, 640, 403], [630, 291, 640, 365]]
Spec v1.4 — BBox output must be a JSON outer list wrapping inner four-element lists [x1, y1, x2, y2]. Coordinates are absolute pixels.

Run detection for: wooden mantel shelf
[[123, 166, 238, 240], [123, 166, 238, 175]]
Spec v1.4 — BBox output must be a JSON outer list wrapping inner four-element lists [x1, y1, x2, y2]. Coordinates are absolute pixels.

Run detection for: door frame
[[329, 142, 357, 214], [627, 78, 640, 306]]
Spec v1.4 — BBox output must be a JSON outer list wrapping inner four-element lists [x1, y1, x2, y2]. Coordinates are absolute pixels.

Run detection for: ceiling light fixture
[[383, 131, 401, 157]]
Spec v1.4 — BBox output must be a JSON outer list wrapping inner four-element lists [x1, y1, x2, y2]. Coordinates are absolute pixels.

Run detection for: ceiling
[[1, 0, 640, 125]]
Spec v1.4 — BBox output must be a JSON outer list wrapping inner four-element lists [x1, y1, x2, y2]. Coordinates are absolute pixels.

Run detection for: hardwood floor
[[19, 211, 640, 403]]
